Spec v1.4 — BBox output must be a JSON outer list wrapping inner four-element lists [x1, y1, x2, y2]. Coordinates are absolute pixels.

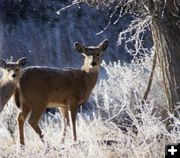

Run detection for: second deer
[[0, 57, 26, 112], [15, 39, 109, 145]]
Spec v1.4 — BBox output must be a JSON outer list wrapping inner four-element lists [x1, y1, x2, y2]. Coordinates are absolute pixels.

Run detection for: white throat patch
[[81, 54, 93, 72]]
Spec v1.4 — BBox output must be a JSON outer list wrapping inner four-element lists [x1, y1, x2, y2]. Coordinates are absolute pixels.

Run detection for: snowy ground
[[0, 54, 179, 158]]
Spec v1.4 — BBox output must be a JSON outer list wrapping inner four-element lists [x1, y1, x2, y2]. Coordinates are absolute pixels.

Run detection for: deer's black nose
[[91, 61, 96, 66], [12, 74, 16, 78]]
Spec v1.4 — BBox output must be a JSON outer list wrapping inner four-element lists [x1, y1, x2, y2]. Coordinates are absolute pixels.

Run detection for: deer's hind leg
[[28, 104, 47, 143], [18, 102, 31, 145], [59, 106, 69, 143]]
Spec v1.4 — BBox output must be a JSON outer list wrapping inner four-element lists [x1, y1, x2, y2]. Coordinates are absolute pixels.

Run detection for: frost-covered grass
[[0, 54, 180, 158]]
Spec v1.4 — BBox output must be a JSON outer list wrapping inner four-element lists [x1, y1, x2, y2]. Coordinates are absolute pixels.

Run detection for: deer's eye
[[15, 68, 19, 72], [7, 69, 10, 72]]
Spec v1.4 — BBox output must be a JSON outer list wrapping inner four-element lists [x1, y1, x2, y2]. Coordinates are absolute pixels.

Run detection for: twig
[[142, 52, 157, 103], [56, 2, 80, 15]]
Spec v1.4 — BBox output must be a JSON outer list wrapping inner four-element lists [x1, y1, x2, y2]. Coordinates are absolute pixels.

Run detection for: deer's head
[[0, 57, 26, 82], [74, 39, 108, 71]]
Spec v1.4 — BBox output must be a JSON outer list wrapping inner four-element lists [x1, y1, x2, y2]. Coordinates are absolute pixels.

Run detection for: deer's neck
[[0, 79, 17, 107], [81, 65, 100, 87]]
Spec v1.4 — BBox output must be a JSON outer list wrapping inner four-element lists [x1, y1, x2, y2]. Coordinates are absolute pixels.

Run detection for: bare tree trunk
[[151, 1, 180, 117]]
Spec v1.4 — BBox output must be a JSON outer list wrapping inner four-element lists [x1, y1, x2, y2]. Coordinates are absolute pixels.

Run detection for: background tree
[[74, 0, 180, 121]]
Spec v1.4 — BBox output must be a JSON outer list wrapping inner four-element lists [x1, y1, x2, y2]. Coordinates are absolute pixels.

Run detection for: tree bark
[[150, 1, 180, 117]]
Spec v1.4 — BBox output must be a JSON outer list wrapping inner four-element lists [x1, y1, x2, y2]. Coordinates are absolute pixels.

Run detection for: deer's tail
[[14, 87, 21, 109]]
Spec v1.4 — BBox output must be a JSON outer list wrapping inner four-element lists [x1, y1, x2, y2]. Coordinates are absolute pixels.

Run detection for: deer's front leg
[[70, 106, 77, 141], [67, 98, 78, 141]]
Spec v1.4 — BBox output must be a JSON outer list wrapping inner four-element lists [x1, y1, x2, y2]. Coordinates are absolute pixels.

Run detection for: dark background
[[0, 0, 152, 69]]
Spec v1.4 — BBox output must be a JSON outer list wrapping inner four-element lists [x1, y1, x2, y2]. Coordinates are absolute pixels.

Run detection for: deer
[[0, 57, 26, 112], [14, 39, 109, 145]]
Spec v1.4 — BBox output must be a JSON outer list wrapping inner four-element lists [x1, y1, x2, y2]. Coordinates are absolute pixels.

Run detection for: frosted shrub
[[93, 54, 166, 128], [0, 54, 179, 158]]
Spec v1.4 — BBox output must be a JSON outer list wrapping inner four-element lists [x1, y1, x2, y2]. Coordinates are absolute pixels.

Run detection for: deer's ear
[[17, 57, 26, 66], [74, 42, 86, 53], [0, 58, 6, 68], [98, 39, 109, 52]]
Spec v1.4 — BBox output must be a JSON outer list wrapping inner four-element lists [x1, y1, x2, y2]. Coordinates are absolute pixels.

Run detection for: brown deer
[[0, 57, 26, 112], [15, 39, 109, 145]]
